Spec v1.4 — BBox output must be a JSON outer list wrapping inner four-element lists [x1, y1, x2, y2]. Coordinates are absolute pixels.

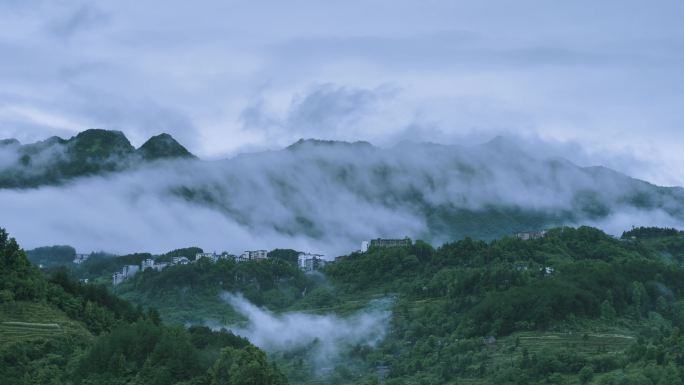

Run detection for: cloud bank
[[0, 137, 683, 256], [219, 292, 391, 366]]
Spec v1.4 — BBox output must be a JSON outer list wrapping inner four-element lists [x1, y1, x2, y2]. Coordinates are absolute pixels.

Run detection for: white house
[[298, 253, 325, 272], [123, 265, 139, 278], [112, 272, 125, 285], [73, 254, 90, 264], [218, 253, 236, 262], [141, 258, 156, 270], [361, 241, 369, 253], [241, 250, 268, 261], [515, 230, 547, 240], [172, 256, 190, 265], [112, 265, 140, 285], [195, 252, 218, 262]]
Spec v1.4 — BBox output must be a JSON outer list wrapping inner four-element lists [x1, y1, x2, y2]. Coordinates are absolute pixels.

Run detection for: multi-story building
[[368, 237, 411, 249], [195, 252, 218, 262], [73, 253, 90, 264], [172, 256, 190, 265], [298, 253, 326, 272], [112, 265, 139, 285], [123, 265, 139, 278], [515, 231, 547, 240], [241, 250, 268, 261], [141, 258, 156, 270], [112, 272, 125, 285]]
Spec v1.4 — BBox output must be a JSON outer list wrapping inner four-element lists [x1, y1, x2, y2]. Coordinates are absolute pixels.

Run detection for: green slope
[[113, 226, 684, 385], [0, 228, 288, 385], [0, 129, 195, 188]]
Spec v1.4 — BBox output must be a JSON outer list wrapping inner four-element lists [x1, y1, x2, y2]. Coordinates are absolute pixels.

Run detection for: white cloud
[[219, 292, 391, 365]]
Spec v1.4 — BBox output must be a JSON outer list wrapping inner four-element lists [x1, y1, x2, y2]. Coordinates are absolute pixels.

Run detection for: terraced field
[[0, 301, 91, 346]]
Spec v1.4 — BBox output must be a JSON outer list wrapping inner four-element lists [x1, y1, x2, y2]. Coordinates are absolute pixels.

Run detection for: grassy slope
[[0, 301, 92, 347]]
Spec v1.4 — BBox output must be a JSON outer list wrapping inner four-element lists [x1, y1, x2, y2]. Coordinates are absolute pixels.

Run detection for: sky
[[1, 0, 684, 186]]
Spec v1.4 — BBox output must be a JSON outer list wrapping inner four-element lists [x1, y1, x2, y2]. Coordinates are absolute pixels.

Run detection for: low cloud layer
[[220, 293, 391, 365], [0, 137, 683, 255]]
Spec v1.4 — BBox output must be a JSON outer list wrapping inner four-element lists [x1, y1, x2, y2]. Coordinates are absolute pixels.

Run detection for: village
[[105, 249, 330, 285], [71, 232, 550, 286]]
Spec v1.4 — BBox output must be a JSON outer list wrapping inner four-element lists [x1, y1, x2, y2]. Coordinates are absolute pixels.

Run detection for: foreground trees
[[0, 228, 288, 385]]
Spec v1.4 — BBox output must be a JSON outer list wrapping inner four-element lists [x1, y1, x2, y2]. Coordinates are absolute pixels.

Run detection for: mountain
[[171, 138, 684, 245], [2, 131, 684, 250], [138, 133, 195, 160], [0, 129, 195, 188]]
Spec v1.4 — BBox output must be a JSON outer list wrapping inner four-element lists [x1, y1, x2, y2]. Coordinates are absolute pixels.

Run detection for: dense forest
[[0, 228, 288, 385], [322, 227, 684, 384], [87, 226, 684, 385], [7, 226, 684, 384]]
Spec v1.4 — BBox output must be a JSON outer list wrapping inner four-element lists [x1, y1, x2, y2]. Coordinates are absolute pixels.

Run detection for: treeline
[[622, 226, 682, 239], [324, 226, 684, 384], [0, 228, 288, 385], [121, 252, 315, 311], [26, 245, 76, 267]]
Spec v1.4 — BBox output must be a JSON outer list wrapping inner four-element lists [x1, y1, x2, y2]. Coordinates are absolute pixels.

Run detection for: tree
[[210, 346, 287, 385], [578, 366, 594, 385], [632, 281, 647, 319], [600, 300, 617, 322]]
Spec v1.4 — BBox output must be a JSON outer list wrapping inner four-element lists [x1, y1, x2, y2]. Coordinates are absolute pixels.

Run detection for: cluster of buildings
[[112, 264, 140, 285], [298, 253, 326, 272], [360, 237, 412, 253], [73, 253, 90, 264], [108, 231, 552, 285], [112, 249, 327, 285], [515, 230, 547, 240]]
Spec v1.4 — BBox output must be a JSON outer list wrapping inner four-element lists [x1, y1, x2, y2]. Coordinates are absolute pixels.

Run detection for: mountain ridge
[[0, 129, 196, 189], [2, 130, 684, 250]]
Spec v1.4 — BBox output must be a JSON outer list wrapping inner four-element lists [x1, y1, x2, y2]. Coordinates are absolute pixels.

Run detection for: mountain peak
[[137, 133, 195, 160], [69, 129, 135, 158], [0, 138, 20, 146]]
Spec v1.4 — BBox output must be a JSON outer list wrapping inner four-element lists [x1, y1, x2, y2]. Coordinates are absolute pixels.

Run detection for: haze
[[1, 0, 684, 186]]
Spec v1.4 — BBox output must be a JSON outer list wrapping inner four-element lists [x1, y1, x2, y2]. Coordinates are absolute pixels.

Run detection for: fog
[[0, 138, 683, 255], [219, 293, 391, 365]]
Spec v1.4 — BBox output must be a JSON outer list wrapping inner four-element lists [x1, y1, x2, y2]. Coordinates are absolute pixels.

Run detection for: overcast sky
[[1, 0, 683, 186]]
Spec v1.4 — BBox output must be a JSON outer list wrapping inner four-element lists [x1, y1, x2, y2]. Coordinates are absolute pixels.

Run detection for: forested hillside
[[107, 226, 684, 384], [0, 228, 287, 385], [0, 129, 194, 188]]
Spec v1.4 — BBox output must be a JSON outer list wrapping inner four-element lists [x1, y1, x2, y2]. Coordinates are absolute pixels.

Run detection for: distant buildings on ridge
[[360, 237, 412, 253], [112, 248, 327, 285], [73, 253, 90, 264], [298, 253, 326, 272], [514, 230, 547, 240], [103, 230, 549, 286]]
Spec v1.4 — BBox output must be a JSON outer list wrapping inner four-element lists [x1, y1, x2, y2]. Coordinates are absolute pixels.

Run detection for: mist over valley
[[1, 130, 683, 256]]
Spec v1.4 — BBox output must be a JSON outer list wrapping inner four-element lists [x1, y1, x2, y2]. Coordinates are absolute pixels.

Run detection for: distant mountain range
[[0, 129, 194, 188], [1, 130, 683, 246]]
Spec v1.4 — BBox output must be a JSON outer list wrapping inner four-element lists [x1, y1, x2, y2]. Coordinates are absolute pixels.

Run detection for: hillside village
[[107, 237, 419, 285], [107, 249, 332, 285], [69, 232, 551, 286]]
